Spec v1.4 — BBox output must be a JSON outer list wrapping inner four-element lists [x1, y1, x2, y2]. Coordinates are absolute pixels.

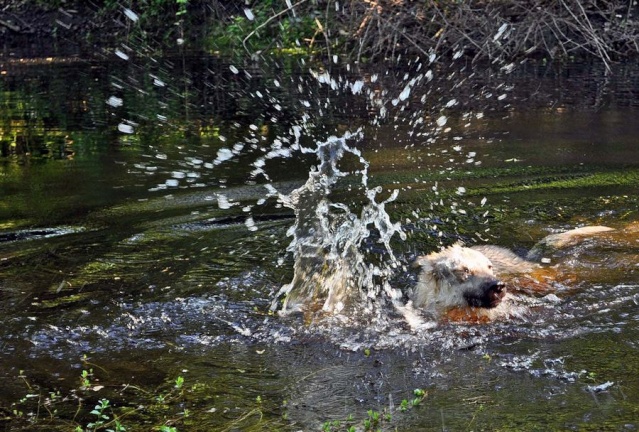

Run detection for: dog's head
[[420, 244, 506, 309]]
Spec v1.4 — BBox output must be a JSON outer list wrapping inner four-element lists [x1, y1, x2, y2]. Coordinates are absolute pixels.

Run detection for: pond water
[[1, 56, 639, 431]]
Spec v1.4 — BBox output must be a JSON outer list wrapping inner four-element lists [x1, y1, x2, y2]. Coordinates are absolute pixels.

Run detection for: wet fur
[[412, 226, 616, 320], [412, 244, 505, 313]]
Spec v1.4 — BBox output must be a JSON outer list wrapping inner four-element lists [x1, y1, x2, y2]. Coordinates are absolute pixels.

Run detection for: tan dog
[[412, 244, 506, 315], [411, 226, 616, 321]]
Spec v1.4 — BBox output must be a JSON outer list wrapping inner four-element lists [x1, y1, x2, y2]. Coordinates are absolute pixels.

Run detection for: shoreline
[[2, 1, 638, 67]]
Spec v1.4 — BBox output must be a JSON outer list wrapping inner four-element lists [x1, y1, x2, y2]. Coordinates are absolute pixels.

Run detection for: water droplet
[[399, 84, 411, 101], [214, 148, 234, 165], [425, 70, 433, 81], [115, 49, 129, 61], [217, 194, 236, 209], [117, 123, 134, 134], [502, 63, 515, 73], [245, 217, 258, 231], [494, 23, 508, 40], [351, 80, 364, 94], [123, 8, 139, 22], [107, 96, 123, 107]]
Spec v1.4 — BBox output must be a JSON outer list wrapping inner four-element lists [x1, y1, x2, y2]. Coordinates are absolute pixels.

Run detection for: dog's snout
[[482, 279, 504, 292], [463, 279, 507, 309]]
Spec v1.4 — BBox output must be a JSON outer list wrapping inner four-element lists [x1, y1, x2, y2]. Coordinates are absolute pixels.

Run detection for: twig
[[242, 0, 310, 56], [559, 0, 611, 71]]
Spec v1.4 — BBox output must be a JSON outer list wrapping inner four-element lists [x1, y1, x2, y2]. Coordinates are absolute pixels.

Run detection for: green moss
[[470, 169, 639, 196], [37, 292, 94, 309]]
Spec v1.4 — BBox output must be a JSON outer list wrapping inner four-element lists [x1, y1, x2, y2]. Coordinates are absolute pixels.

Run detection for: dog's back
[[470, 245, 537, 275]]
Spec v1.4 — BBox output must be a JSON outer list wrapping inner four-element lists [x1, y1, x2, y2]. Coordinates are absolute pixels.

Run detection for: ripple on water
[[0, 226, 84, 243], [12, 257, 639, 390]]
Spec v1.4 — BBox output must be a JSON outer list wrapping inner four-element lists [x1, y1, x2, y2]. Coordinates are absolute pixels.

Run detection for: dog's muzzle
[[463, 280, 506, 308]]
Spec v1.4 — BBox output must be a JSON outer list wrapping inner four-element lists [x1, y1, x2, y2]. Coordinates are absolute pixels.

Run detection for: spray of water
[[262, 62, 513, 319], [270, 130, 406, 316], [109, 15, 519, 323]]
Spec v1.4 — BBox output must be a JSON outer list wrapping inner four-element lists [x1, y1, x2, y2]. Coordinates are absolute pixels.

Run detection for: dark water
[[1, 57, 639, 431]]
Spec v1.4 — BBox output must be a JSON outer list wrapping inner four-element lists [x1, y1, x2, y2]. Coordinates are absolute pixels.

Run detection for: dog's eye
[[488, 265, 493, 270], [463, 267, 470, 275]]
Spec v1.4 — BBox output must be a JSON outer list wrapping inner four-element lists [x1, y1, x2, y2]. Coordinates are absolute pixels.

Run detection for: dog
[[411, 226, 615, 321], [411, 244, 506, 322]]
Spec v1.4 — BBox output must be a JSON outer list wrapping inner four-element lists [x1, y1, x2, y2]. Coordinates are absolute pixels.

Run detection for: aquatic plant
[[81, 399, 125, 432], [8, 366, 193, 431], [320, 388, 426, 431]]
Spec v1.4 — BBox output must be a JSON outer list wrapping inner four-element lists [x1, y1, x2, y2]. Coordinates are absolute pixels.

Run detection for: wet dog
[[411, 226, 615, 321], [412, 244, 506, 313]]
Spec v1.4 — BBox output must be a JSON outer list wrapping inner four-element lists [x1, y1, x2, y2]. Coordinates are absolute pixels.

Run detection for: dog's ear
[[431, 259, 454, 280], [415, 255, 452, 281], [414, 256, 441, 279], [413, 255, 431, 268]]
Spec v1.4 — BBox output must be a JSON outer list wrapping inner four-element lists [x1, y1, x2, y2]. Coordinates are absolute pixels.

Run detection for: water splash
[[107, 43, 520, 322], [271, 130, 405, 317]]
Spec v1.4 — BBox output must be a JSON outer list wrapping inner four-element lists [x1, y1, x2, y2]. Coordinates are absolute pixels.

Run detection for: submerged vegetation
[[8, 357, 428, 431], [11, 366, 192, 431], [320, 388, 426, 432], [11, 362, 288, 431]]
